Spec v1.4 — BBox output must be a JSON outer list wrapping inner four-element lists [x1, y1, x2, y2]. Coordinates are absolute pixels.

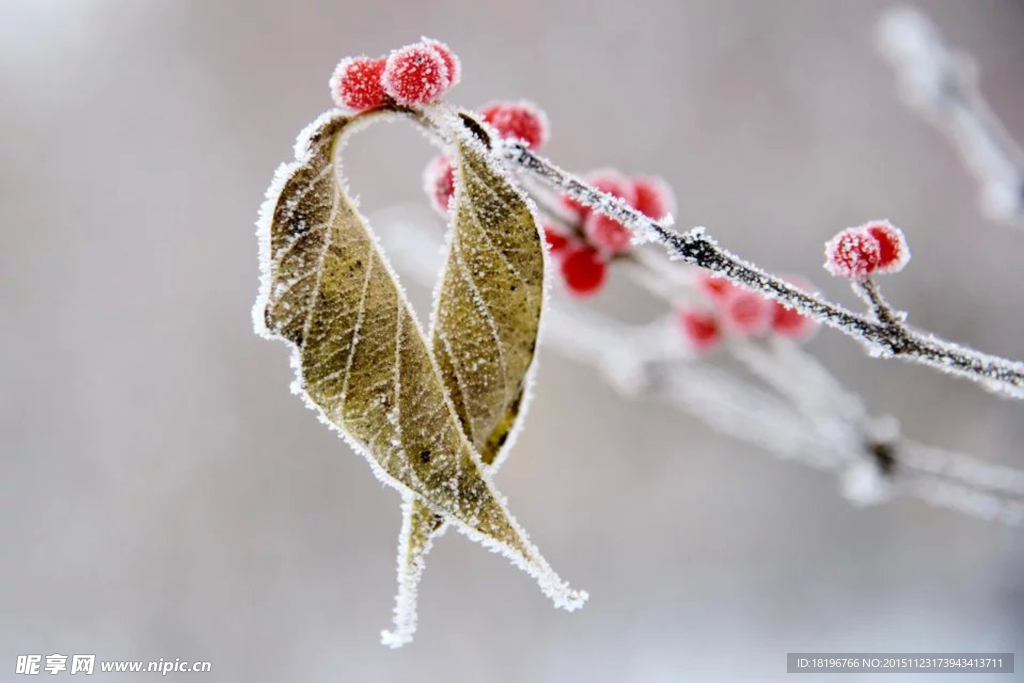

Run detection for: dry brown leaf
[[254, 109, 584, 647]]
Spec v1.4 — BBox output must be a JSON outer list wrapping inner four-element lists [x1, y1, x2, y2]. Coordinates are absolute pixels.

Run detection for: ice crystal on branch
[[562, 169, 636, 220]]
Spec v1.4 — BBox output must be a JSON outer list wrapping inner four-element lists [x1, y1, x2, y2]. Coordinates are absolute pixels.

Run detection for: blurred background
[[2, 1, 1022, 680]]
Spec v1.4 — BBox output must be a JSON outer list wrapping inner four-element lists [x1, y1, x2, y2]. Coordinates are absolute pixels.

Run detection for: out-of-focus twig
[[877, 6, 1024, 226]]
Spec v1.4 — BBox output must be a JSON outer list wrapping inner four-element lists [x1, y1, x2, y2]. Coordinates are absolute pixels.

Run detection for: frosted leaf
[[432, 112, 545, 465], [254, 109, 584, 646], [383, 110, 552, 646]]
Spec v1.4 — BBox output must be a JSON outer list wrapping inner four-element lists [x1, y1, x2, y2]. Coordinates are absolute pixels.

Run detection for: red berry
[[420, 37, 461, 86], [583, 212, 632, 254], [632, 176, 676, 220], [769, 276, 819, 341], [479, 100, 549, 149], [423, 155, 455, 214], [382, 43, 450, 105], [695, 271, 736, 301], [678, 309, 721, 352], [543, 225, 570, 254], [722, 290, 773, 335], [824, 228, 881, 279], [329, 56, 387, 111], [562, 169, 636, 220], [771, 302, 817, 340], [560, 246, 606, 296], [865, 220, 910, 273]]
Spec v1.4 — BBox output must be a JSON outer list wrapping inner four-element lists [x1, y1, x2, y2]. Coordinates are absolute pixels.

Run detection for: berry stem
[[499, 140, 1024, 399], [852, 278, 901, 327]]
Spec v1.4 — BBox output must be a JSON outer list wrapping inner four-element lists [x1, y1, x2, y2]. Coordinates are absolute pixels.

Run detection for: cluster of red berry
[[824, 220, 909, 279], [678, 272, 819, 352], [330, 38, 461, 111], [546, 170, 676, 296]]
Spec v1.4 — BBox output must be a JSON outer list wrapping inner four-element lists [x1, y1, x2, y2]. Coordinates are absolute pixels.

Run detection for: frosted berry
[[678, 309, 721, 352], [543, 225, 570, 254], [420, 37, 461, 86], [695, 271, 736, 301], [632, 176, 676, 220], [562, 169, 637, 220], [583, 212, 632, 254], [382, 43, 450, 105], [560, 246, 606, 296], [479, 101, 549, 149], [329, 56, 387, 111], [722, 290, 773, 335], [865, 220, 910, 273], [824, 228, 881, 279], [423, 155, 455, 214]]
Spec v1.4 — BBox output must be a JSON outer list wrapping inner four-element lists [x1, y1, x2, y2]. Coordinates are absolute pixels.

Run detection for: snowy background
[[2, 0, 1023, 681]]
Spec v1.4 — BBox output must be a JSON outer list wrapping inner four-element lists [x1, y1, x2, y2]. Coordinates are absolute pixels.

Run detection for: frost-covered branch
[[374, 206, 1024, 526], [499, 141, 1024, 399], [877, 6, 1024, 226]]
